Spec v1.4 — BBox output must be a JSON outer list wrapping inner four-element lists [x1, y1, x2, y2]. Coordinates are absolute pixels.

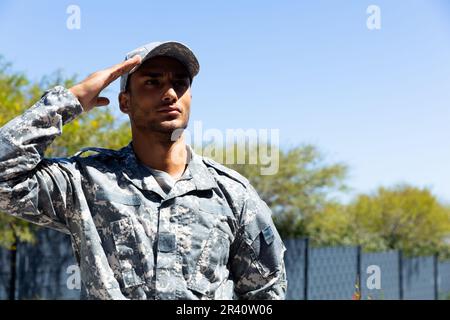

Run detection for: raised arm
[[0, 56, 142, 232]]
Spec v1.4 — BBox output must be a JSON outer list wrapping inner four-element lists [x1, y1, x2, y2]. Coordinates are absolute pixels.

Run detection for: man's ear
[[119, 91, 130, 114]]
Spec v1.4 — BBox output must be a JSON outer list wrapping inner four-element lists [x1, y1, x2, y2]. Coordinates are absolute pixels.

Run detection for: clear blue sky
[[1, 0, 450, 203]]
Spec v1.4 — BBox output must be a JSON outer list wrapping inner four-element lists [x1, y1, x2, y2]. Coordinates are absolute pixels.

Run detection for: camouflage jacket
[[0, 86, 287, 300]]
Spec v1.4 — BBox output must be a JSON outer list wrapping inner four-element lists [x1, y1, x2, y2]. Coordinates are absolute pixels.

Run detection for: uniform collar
[[119, 142, 217, 200]]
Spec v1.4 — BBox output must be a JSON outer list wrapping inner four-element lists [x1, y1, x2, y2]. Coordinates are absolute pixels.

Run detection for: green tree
[[207, 143, 349, 239], [306, 201, 354, 247], [347, 185, 450, 257], [308, 184, 450, 257]]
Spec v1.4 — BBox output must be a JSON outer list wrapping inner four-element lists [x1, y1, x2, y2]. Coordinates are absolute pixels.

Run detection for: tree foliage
[[215, 143, 349, 239], [308, 185, 450, 257]]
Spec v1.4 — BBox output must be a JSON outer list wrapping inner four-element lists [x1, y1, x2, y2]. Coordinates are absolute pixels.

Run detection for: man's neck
[[131, 129, 189, 180]]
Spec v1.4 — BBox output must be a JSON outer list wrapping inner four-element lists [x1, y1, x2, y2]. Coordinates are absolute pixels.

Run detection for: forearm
[[0, 86, 83, 182]]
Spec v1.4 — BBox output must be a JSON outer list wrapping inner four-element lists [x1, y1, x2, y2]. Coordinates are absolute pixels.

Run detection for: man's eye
[[145, 79, 160, 86]]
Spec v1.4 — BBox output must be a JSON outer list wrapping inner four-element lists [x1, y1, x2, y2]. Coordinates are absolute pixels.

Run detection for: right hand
[[69, 55, 142, 112]]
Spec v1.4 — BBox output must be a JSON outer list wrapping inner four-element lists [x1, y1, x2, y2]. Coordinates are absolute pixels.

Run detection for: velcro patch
[[262, 225, 274, 245], [158, 232, 177, 252]]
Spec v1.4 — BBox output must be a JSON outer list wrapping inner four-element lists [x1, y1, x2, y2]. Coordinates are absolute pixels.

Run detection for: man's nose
[[162, 86, 178, 104]]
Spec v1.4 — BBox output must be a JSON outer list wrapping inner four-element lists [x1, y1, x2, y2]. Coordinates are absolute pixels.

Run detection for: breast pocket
[[92, 189, 143, 225], [186, 202, 234, 297], [109, 217, 146, 289]]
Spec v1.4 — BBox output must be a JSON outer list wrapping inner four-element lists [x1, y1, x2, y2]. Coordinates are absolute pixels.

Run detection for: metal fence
[[0, 229, 79, 300], [285, 238, 450, 300], [1, 229, 450, 300]]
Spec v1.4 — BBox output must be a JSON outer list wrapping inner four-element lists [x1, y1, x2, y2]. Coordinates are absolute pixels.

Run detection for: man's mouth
[[157, 105, 182, 115]]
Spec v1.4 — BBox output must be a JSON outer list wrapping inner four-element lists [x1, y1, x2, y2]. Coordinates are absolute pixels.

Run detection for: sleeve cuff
[[41, 86, 84, 124]]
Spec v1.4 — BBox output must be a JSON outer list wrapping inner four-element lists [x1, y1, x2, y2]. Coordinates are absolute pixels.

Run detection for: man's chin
[[149, 120, 187, 135]]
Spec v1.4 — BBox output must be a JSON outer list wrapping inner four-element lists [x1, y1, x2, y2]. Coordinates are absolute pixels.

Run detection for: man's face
[[119, 56, 192, 135]]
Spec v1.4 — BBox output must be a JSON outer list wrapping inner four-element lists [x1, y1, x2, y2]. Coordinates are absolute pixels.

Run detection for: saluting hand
[[69, 55, 141, 112]]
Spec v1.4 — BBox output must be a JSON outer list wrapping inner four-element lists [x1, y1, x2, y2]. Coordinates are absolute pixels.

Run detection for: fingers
[[95, 97, 110, 107], [106, 55, 142, 84], [73, 55, 143, 111]]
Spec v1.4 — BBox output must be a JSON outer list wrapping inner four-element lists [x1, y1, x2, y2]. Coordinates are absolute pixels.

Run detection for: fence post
[[356, 246, 362, 299], [434, 253, 439, 300], [398, 251, 404, 300], [304, 238, 309, 300]]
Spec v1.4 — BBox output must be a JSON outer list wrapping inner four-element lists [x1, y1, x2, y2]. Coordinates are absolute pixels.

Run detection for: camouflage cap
[[119, 41, 200, 92]]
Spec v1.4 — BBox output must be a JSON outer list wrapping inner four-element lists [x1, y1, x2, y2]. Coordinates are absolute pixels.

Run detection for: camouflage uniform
[[0, 86, 287, 300]]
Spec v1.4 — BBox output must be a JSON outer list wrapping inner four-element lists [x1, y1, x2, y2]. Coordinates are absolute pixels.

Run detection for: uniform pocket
[[96, 190, 142, 206], [110, 217, 145, 288], [179, 199, 235, 297], [186, 226, 230, 296]]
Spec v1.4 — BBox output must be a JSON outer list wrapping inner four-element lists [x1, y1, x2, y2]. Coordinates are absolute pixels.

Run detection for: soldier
[[0, 41, 287, 300]]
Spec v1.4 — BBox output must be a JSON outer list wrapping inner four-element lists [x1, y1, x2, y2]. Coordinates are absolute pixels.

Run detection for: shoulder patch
[[74, 147, 120, 158], [202, 157, 250, 188]]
